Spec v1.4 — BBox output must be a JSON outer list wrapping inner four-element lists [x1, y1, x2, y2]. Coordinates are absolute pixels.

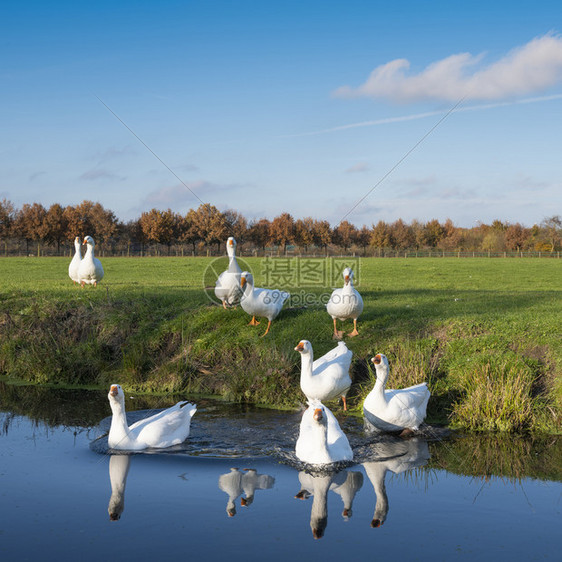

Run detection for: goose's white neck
[[85, 244, 95, 258], [108, 399, 131, 446], [310, 476, 332, 538], [368, 464, 389, 525], [299, 350, 315, 383], [74, 240, 82, 255]]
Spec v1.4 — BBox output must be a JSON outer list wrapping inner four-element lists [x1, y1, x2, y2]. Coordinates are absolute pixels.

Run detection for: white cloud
[[334, 33, 562, 102], [345, 162, 369, 173]]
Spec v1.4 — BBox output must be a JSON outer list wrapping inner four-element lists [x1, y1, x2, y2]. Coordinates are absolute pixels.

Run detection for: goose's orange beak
[[294, 342, 305, 352], [313, 408, 323, 421], [240, 277, 246, 288], [372, 355, 382, 365], [344, 275, 350, 283], [109, 385, 119, 396]]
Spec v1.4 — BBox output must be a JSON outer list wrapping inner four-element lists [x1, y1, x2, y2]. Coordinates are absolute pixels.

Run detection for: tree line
[[0, 198, 560, 257]]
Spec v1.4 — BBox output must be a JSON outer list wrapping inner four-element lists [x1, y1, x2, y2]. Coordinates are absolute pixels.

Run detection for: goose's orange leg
[[332, 318, 343, 340], [348, 319, 359, 337], [248, 316, 260, 326], [261, 321, 272, 337], [342, 395, 348, 411]]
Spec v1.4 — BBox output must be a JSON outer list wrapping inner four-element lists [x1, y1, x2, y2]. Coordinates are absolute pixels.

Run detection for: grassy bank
[[0, 256, 560, 432]]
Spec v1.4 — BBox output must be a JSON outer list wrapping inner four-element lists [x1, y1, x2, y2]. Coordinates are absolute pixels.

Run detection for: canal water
[[1, 385, 560, 561]]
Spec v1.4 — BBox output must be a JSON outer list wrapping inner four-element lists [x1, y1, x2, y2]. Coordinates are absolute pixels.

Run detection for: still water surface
[[1, 386, 560, 561]]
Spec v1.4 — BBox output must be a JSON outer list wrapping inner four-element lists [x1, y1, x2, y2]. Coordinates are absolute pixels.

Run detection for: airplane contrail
[[284, 93, 562, 138]]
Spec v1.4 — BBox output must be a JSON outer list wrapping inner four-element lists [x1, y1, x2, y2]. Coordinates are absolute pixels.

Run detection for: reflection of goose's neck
[[364, 463, 389, 528], [108, 455, 131, 521], [310, 475, 333, 540]]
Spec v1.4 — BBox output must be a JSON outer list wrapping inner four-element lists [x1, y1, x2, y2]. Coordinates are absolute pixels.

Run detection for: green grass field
[[0, 256, 560, 432]]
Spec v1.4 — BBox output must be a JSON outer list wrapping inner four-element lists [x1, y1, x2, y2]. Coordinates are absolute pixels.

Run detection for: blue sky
[[1, 0, 561, 227]]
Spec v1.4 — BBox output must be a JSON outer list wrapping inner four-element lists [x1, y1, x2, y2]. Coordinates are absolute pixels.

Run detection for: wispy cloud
[[334, 33, 562, 103], [141, 180, 245, 209], [345, 162, 369, 173], [79, 168, 126, 181]]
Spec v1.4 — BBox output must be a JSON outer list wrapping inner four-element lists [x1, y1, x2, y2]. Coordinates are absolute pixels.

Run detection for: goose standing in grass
[[78, 235, 104, 287], [214, 236, 243, 309], [295, 340, 352, 410], [239, 271, 290, 336], [295, 399, 353, 464], [363, 354, 430, 435], [326, 267, 363, 339], [68, 236, 83, 284], [107, 384, 196, 451]]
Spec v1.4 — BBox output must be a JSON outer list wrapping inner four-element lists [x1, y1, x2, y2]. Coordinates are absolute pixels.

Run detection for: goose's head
[[371, 354, 390, 378], [74, 236, 82, 247], [343, 267, 354, 286], [294, 340, 312, 354], [226, 237, 237, 257], [83, 235, 95, 248], [240, 271, 253, 289], [108, 384, 125, 404], [308, 399, 327, 425]]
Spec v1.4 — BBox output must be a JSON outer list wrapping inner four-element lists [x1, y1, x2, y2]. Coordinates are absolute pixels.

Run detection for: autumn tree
[[43, 203, 68, 254], [179, 209, 200, 253], [419, 219, 445, 248], [505, 223, 529, 251], [223, 209, 247, 244], [247, 218, 271, 251], [194, 203, 228, 252], [390, 219, 414, 250], [311, 219, 332, 255], [354, 225, 371, 255], [269, 213, 295, 254], [139, 208, 179, 254], [0, 198, 16, 255], [541, 215, 562, 252], [13, 203, 48, 256], [294, 217, 314, 253], [370, 220, 393, 249], [332, 220, 356, 252], [437, 219, 463, 251]]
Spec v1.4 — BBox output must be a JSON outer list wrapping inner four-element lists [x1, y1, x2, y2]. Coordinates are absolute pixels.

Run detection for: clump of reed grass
[[451, 361, 535, 432]]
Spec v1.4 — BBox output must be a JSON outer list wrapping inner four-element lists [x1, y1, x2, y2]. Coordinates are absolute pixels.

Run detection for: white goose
[[68, 236, 83, 284], [295, 399, 353, 465], [78, 235, 104, 287], [363, 354, 430, 434], [239, 271, 290, 336], [295, 340, 352, 410], [214, 237, 243, 309], [326, 267, 363, 338], [107, 384, 196, 451]]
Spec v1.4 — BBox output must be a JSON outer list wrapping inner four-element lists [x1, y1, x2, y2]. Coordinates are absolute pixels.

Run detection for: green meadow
[[0, 256, 560, 433]]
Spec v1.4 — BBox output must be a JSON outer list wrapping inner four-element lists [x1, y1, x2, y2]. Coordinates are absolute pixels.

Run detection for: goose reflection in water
[[108, 454, 131, 521], [218, 468, 275, 517], [362, 437, 430, 528], [294, 469, 363, 539]]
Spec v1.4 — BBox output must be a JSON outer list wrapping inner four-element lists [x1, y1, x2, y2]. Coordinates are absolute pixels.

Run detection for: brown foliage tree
[[247, 218, 271, 251], [333, 220, 356, 251], [311, 219, 332, 255], [0, 198, 16, 255], [43, 203, 68, 254], [14, 203, 48, 255], [294, 217, 314, 252], [269, 213, 295, 254]]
